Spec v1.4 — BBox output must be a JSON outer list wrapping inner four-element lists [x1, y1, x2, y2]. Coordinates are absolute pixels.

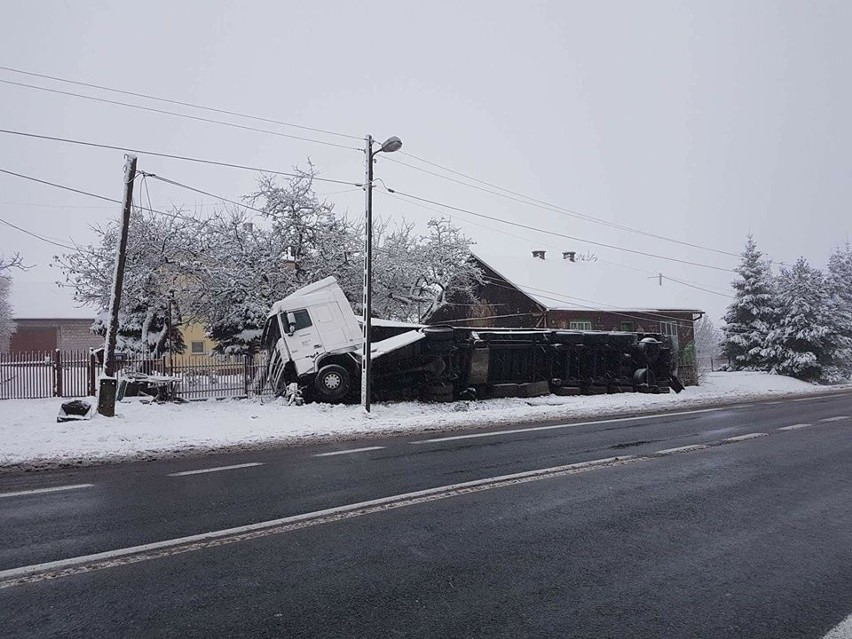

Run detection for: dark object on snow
[[669, 375, 685, 394], [58, 399, 94, 423]]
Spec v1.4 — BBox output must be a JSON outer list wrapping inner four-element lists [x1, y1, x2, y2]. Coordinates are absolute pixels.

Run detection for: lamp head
[[378, 136, 403, 153]]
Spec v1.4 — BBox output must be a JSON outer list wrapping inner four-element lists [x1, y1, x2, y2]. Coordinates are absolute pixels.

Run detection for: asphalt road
[[1, 391, 852, 638]]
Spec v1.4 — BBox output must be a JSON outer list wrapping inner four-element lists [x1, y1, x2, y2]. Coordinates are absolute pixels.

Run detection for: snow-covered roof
[[9, 280, 97, 320], [473, 250, 703, 313]]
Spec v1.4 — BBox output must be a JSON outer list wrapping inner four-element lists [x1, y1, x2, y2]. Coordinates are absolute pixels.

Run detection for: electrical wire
[[378, 181, 733, 301], [0, 215, 77, 250], [144, 173, 267, 215], [382, 189, 733, 273], [0, 64, 362, 141], [385, 155, 739, 259], [0, 128, 360, 186], [0, 78, 361, 151]]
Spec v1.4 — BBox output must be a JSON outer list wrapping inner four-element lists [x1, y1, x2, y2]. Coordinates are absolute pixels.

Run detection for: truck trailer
[[261, 277, 683, 404]]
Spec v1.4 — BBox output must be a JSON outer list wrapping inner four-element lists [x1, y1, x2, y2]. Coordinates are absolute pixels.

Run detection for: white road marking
[[0, 455, 636, 588], [823, 612, 852, 638], [409, 407, 728, 444], [763, 400, 786, 405], [778, 423, 812, 431], [818, 416, 849, 423], [722, 433, 768, 443], [655, 444, 708, 455], [167, 462, 264, 477], [791, 394, 847, 403], [313, 446, 385, 457], [0, 483, 94, 499]]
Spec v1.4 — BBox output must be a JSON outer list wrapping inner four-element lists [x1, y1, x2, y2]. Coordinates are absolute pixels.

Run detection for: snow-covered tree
[[766, 257, 832, 381], [824, 243, 852, 381], [693, 315, 723, 378], [0, 275, 14, 352], [56, 208, 190, 357], [721, 236, 777, 370], [0, 253, 24, 351]]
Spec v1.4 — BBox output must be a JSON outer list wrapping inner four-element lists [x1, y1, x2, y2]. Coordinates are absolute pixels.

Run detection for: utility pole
[[361, 135, 374, 413], [98, 154, 137, 417], [360, 135, 402, 413]]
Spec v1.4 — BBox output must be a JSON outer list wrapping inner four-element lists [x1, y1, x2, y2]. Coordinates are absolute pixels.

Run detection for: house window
[[659, 321, 677, 337], [569, 320, 592, 330], [620, 321, 634, 332], [191, 341, 205, 354]]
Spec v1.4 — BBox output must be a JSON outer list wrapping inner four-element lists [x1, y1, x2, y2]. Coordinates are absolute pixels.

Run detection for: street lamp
[[362, 134, 402, 412]]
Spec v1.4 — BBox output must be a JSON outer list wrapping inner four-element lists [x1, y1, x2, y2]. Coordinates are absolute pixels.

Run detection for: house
[[428, 250, 704, 382]]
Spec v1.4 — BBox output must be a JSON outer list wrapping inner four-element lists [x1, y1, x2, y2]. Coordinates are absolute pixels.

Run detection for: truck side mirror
[[285, 312, 297, 336]]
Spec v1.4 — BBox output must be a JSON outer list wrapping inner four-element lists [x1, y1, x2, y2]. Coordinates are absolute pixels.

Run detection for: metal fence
[[0, 350, 270, 401]]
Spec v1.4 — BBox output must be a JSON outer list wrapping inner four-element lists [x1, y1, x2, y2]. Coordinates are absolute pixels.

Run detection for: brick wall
[[8, 319, 101, 354]]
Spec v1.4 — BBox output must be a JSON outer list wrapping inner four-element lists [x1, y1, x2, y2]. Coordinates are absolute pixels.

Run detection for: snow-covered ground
[[1, 372, 848, 470]]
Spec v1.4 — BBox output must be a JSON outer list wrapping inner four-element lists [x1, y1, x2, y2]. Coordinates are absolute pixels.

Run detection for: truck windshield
[[261, 315, 282, 353]]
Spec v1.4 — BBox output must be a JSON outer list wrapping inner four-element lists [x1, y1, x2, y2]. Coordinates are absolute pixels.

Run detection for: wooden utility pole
[[98, 154, 137, 417]]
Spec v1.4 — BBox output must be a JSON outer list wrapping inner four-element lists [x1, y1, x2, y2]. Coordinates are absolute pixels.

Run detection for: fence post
[[88, 349, 97, 396], [244, 354, 250, 397], [53, 349, 63, 397]]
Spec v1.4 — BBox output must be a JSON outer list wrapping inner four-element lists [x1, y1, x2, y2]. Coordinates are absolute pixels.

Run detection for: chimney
[[562, 251, 576, 262], [532, 250, 546, 260]]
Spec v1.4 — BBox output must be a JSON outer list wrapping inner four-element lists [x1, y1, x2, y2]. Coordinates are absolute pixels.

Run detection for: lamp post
[[362, 134, 403, 412]]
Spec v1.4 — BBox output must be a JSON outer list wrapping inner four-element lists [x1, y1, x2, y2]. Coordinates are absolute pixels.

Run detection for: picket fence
[[0, 350, 270, 401]]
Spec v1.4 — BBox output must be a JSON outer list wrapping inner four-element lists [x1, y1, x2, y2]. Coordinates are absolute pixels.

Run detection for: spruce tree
[[824, 243, 852, 381], [766, 257, 831, 381], [721, 236, 777, 370]]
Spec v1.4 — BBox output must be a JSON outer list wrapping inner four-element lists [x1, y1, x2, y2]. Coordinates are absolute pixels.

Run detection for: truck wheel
[[423, 326, 455, 355], [633, 367, 656, 387], [314, 364, 351, 403], [422, 382, 454, 402]]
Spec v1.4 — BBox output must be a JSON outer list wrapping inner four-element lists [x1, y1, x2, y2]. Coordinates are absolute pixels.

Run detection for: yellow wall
[[181, 321, 220, 365]]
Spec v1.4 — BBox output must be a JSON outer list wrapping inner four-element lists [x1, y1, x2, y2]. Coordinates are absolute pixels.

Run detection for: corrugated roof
[[473, 250, 703, 313]]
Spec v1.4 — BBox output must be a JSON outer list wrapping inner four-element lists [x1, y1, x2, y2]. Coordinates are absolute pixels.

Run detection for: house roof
[[472, 251, 703, 314]]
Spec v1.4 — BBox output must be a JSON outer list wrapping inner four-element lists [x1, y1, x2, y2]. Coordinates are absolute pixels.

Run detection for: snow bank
[[0, 372, 847, 470]]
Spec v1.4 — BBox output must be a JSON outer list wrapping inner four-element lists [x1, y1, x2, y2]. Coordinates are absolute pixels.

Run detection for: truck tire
[[423, 326, 455, 355], [314, 364, 351, 403], [422, 382, 454, 402], [633, 367, 656, 387]]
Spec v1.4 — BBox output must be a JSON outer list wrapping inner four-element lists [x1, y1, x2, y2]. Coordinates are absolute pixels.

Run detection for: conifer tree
[[721, 236, 777, 370], [824, 243, 852, 381], [766, 257, 831, 381]]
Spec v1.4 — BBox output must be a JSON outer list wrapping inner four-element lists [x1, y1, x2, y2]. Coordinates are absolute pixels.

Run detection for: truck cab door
[[284, 309, 322, 376]]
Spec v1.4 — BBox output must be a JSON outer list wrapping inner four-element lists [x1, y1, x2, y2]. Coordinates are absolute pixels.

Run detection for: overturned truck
[[262, 277, 682, 404]]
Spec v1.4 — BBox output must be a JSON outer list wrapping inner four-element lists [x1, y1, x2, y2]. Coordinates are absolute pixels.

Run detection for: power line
[[379, 180, 733, 300], [0, 168, 121, 205], [0, 78, 361, 151], [383, 188, 734, 273], [392, 151, 739, 259], [145, 173, 267, 215], [0, 64, 362, 141], [0, 215, 77, 250], [0, 128, 360, 186]]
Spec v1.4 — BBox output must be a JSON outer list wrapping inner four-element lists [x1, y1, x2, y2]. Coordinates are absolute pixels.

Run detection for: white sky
[[1, 0, 849, 321]]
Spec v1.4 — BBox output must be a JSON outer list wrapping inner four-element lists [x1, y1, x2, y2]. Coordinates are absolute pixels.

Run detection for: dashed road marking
[[722, 433, 768, 443], [167, 463, 264, 477], [818, 416, 849, 423], [655, 444, 708, 455], [313, 446, 385, 457], [778, 423, 812, 431], [0, 483, 94, 499]]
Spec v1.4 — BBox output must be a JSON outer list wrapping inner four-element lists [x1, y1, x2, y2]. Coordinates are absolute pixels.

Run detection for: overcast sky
[[1, 0, 850, 322]]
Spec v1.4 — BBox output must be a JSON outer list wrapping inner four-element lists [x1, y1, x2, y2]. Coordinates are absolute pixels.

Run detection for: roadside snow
[[0, 372, 848, 470]]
